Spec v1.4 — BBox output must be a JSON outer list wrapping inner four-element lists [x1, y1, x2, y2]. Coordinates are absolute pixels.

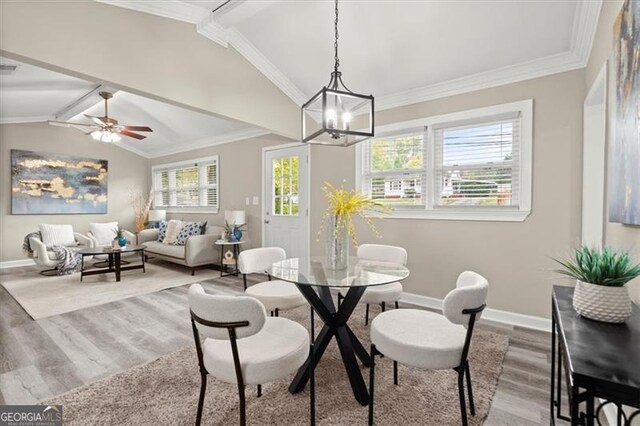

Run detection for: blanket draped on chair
[[23, 232, 83, 276]]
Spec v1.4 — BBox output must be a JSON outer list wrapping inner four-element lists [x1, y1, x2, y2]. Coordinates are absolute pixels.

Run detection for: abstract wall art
[[11, 150, 108, 214], [609, 0, 640, 225]]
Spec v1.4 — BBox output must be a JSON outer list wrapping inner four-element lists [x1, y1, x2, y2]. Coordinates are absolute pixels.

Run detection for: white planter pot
[[572, 280, 632, 323]]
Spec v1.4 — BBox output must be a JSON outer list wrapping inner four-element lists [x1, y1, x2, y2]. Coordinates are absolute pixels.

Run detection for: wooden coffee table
[[78, 245, 147, 282]]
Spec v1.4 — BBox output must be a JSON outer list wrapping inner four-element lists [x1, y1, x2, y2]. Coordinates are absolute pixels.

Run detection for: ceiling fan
[[48, 91, 153, 142]]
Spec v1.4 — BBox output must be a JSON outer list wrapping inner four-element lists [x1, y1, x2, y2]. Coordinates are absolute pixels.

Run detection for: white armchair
[[29, 232, 93, 275]]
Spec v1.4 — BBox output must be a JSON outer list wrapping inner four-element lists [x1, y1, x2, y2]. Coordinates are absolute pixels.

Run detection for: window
[[152, 156, 219, 212], [272, 155, 299, 216], [357, 100, 532, 221]]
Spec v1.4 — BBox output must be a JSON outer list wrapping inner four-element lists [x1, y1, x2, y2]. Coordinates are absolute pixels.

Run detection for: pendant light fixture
[[301, 0, 374, 146]]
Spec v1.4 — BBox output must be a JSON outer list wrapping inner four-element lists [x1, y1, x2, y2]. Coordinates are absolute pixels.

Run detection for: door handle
[[264, 219, 270, 224]]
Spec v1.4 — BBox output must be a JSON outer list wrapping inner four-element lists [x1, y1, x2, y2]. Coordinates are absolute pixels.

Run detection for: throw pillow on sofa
[[39, 224, 76, 247], [89, 222, 119, 246], [156, 220, 169, 242], [174, 221, 206, 245], [163, 220, 184, 245]]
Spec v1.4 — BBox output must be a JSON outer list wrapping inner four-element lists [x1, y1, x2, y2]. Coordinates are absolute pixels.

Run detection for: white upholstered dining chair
[[338, 244, 408, 325], [368, 271, 489, 426], [188, 284, 314, 426], [239, 247, 308, 317]]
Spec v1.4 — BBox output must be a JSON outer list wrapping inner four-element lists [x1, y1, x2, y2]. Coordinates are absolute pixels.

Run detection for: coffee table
[[78, 245, 147, 282]]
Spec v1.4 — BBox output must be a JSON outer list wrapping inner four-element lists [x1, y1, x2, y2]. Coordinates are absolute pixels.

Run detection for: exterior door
[[263, 144, 310, 258]]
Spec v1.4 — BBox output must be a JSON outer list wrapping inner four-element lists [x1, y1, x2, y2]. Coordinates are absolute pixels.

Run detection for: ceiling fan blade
[[48, 120, 95, 128], [122, 125, 153, 132], [118, 129, 146, 140]]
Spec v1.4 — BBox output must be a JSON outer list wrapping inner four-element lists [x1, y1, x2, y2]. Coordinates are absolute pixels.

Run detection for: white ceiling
[[0, 57, 266, 158], [98, 0, 601, 110]]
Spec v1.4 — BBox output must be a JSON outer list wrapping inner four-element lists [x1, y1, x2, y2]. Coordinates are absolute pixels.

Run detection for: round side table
[[214, 240, 244, 277]]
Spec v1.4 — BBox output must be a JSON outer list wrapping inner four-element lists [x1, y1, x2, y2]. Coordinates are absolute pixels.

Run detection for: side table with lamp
[[216, 210, 247, 277]]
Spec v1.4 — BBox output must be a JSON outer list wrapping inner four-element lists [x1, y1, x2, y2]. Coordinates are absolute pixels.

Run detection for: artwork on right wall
[[609, 0, 640, 225]]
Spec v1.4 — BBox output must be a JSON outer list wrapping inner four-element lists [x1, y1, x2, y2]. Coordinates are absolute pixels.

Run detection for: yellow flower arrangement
[[318, 180, 392, 247]]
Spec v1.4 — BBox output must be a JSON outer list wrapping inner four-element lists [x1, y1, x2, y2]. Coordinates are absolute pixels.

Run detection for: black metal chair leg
[[191, 267, 196, 276], [270, 311, 274, 317], [196, 372, 207, 426], [310, 343, 315, 426], [457, 369, 468, 426], [368, 344, 376, 426], [238, 384, 246, 426], [393, 361, 398, 385], [310, 308, 315, 344], [381, 301, 386, 312], [395, 301, 399, 309], [275, 308, 279, 317], [243, 274, 247, 290], [365, 304, 370, 325], [465, 361, 475, 416], [257, 384, 262, 398]]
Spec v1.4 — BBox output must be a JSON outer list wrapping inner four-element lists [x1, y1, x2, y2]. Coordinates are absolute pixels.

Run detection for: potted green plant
[[554, 246, 640, 323]]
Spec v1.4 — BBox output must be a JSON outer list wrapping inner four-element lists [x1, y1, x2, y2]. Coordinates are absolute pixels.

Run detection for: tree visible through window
[[273, 156, 299, 215], [152, 156, 218, 210]]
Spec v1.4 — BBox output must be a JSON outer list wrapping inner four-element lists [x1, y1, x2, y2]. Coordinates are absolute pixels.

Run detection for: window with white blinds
[[357, 100, 532, 221], [434, 115, 519, 208], [361, 129, 427, 207], [152, 155, 219, 211]]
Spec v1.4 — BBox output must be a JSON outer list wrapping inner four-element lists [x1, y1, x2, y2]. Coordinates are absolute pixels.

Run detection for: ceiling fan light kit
[[48, 91, 153, 142], [301, 0, 374, 147]]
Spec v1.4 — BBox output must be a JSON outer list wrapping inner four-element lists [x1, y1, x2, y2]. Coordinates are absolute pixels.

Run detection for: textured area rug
[[0, 261, 219, 319], [44, 304, 508, 425]]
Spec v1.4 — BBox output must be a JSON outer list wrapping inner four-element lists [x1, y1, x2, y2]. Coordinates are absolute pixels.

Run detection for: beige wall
[[310, 70, 585, 319], [585, 0, 640, 303], [148, 134, 292, 249], [0, 0, 299, 139], [0, 123, 149, 262]]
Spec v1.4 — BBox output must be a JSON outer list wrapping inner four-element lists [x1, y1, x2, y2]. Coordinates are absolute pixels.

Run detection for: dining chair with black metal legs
[[188, 284, 313, 426], [368, 271, 488, 426]]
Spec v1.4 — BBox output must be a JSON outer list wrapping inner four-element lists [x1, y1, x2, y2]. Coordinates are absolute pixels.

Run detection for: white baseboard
[[400, 292, 551, 332], [0, 259, 36, 269]]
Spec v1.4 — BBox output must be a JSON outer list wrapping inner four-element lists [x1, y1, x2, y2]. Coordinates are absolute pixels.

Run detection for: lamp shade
[[148, 209, 166, 222], [225, 210, 246, 225]]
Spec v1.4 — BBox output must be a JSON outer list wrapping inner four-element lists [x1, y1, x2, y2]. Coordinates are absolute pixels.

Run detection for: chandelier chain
[[334, 0, 340, 72]]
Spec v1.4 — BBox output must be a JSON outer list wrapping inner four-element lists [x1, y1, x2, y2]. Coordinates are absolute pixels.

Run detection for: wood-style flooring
[[0, 262, 567, 425]]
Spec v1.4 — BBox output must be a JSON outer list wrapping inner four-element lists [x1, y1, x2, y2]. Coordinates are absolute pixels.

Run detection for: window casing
[[356, 100, 532, 221], [152, 155, 219, 212]]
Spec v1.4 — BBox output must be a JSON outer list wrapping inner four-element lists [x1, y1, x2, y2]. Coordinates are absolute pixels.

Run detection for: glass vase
[[325, 214, 349, 270]]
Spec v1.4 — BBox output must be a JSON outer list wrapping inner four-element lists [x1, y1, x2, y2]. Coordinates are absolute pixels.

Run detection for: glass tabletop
[[268, 256, 410, 288]]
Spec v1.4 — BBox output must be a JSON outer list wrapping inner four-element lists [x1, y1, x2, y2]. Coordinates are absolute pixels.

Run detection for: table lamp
[[224, 210, 246, 226]]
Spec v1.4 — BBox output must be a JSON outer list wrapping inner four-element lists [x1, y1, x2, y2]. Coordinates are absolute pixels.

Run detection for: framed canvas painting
[[11, 150, 108, 214], [608, 0, 640, 225]]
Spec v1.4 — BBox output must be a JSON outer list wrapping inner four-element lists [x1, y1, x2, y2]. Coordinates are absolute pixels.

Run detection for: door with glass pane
[[263, 145, 309, 258]]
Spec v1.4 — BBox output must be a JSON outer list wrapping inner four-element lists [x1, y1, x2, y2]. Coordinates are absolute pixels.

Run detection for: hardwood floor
[[0, 263, 566, 425]]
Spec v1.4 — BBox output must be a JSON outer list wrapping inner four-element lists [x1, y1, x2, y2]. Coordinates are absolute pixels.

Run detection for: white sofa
[[29, 232, 93, 275], [136, 225, 224, 275]]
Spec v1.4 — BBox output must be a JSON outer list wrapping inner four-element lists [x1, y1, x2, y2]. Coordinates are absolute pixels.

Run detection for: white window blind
[[357, 100, 532, 221], [434, 114, 520, 208], [361, 129, 427, 207], [152, 156, 219, 210]]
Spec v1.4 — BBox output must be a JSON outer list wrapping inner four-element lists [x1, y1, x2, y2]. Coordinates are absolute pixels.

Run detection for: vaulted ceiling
[[0, 57, 265, 158], [98, 0, 602, 109]]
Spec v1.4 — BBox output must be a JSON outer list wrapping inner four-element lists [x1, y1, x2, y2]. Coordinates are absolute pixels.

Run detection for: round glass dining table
[[268, 256, 410, 406]]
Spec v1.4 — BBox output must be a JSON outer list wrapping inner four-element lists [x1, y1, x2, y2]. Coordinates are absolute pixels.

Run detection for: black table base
[[289, 284, 371, 406], [80, 250, 146, 282]]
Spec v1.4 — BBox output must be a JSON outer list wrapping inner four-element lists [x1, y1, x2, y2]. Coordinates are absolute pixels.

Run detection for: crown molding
[[226, 28, 307, 106], [0, 115, 51, 124], [95, 0, 207, 24], [196, 13, 229, 47], [376, 50, 584, 111], [570, 0, 603, 65], [145, 128, 270, 159]]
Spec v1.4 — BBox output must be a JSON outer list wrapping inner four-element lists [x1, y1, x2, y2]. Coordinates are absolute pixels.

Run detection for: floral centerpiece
[[554, 246, 640, 323], [318, 180, 391, 269]]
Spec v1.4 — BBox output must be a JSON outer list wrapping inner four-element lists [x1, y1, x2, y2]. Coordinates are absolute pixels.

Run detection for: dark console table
[[551, 286, 640, 425]]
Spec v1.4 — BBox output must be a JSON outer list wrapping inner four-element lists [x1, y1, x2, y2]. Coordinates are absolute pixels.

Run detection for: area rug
[[0, 261, 220, 320], [43, 304, 509, 425]]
